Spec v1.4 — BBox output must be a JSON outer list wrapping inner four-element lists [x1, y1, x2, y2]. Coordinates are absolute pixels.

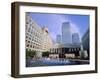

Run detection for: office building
[[50, 43, 81, 58], [42, 27, 53, 52], [62, 22, 72, 44], [72, 33, 80, 44], [82, 29, 89, 59], [25, 14, 43, 52], [56, 35, 61, 43], [25, 14, 53, 53]]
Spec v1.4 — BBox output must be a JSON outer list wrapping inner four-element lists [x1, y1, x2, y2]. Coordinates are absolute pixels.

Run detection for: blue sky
[[27, 12, 89, 42]]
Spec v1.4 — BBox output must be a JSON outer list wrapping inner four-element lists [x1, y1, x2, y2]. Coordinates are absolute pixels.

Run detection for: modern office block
[[50, 43, 81, 58], [56, 35, 61, 43], [72, 33, 80, 44], [82, 29, 89, 59], [62, 22, 72, 44]]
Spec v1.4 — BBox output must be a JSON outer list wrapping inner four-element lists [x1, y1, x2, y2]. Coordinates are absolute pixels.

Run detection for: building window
[[74, 48, 76, 51], [28, 28, 30, 32], [31, 31, 32, 34], [28, 41, 30, 43], [29, 37, 31, 40], [26, 22, 28, 24], [27, 33, 28, 36], [30, 45, 32, 48], [69, 49, 71, 52], [27, 44, 29, 47], [30, 34, 32, 37], [77, 48, 79, 51], [26, 36, 28, 38], [72, 49, 73, 52]]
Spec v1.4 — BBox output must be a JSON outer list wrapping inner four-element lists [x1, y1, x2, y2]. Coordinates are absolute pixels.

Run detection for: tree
[[26, 49, 36, 59], [42, 51, 50, 57]]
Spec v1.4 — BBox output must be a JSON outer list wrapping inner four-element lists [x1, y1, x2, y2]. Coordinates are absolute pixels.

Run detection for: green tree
[[26, 49, 36, 59], [42, 51, 50, 57]]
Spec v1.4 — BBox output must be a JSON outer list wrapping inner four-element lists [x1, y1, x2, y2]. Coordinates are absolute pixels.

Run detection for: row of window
[[26, 21, 42, 34], [26, 40, 42, 47], [50, 48, 80, 53], [26, 33, 51, 44], [25, 15, 52, 52], [26, 35, 42, 44], [26, 43, 42, 49], [27, 28, 42, 35]]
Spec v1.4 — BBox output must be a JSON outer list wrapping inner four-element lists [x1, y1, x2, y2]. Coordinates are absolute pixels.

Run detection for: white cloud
[[61, 16, 81, 39], [30, 13, 82, 42], [49, 14, 81, 41], [70, 23, 81, 38]]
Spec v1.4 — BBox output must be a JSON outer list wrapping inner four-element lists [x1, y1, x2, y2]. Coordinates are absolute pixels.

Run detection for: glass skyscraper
[[62, 22, 72, 44], [56, 35, 61, 43], [72, 33, 80, 44]]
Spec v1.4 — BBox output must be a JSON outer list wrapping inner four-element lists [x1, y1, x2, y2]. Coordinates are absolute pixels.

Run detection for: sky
[[27, 12, 89, 42]]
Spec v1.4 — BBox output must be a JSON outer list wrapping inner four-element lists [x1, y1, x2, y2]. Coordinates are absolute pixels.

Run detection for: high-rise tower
[[72, 33, 80, 44], [62, 22, 72, 44], [56, 35, 61, 44]]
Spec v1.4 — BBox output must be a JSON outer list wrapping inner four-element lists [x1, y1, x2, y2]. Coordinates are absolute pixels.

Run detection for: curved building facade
[[25, 14, 53, 53]]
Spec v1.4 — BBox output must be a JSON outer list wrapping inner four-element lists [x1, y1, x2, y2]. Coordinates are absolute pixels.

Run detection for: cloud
[[47, 14, 69, 40], [47, 14, 81, 41], [70, 23, 81, 38], [29, 13, 81, 41]]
